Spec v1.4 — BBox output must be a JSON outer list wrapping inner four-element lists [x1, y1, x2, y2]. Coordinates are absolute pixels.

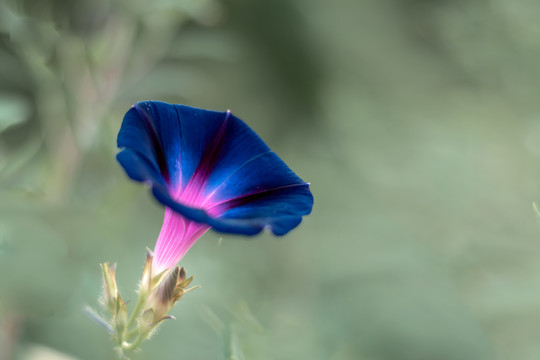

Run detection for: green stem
[[126, 291, 147, 329], [121, 327, 154, 352], [124, 326, 139, 341], [121, 334, 145, 352]]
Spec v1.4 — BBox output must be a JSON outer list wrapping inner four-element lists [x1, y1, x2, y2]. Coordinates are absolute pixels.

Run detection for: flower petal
[[116, 149, 166, 188], [118, 101, 183, 189], [117, 101, 313, 236]]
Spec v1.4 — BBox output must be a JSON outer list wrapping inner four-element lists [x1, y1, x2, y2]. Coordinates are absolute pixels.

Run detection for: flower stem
[[126, 291, 147, 329], [122, 333, 145, 352]]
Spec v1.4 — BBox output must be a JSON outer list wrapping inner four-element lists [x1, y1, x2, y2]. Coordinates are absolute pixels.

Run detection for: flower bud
[[150, 265, 180, 323], [100, 262, 119, 313]]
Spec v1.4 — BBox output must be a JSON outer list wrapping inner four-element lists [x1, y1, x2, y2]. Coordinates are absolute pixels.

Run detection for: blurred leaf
[[119, 65, 209, 101], [20, 344, 79, 360], [533, 203, 540, 228], [0, 48, 31, 87], [127, 0, 222, 25], [224, 325, 246, 360], [198, 305, 225, 334], [0, 131, 42, 180], [230, 300, 263, 333], [168, 31, 244, 63], [0, 3, 23, 35], [0, 94, 31, 133]]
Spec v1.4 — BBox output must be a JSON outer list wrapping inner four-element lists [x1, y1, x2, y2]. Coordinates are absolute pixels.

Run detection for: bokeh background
[[2, 0, 540, 359]]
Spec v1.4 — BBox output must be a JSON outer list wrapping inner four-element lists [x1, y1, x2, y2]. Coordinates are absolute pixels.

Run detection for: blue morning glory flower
[[117, 101, 313, 272]]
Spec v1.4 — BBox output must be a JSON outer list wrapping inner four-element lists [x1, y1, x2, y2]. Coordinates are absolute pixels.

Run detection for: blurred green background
[[2, 0, 540, 359]]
